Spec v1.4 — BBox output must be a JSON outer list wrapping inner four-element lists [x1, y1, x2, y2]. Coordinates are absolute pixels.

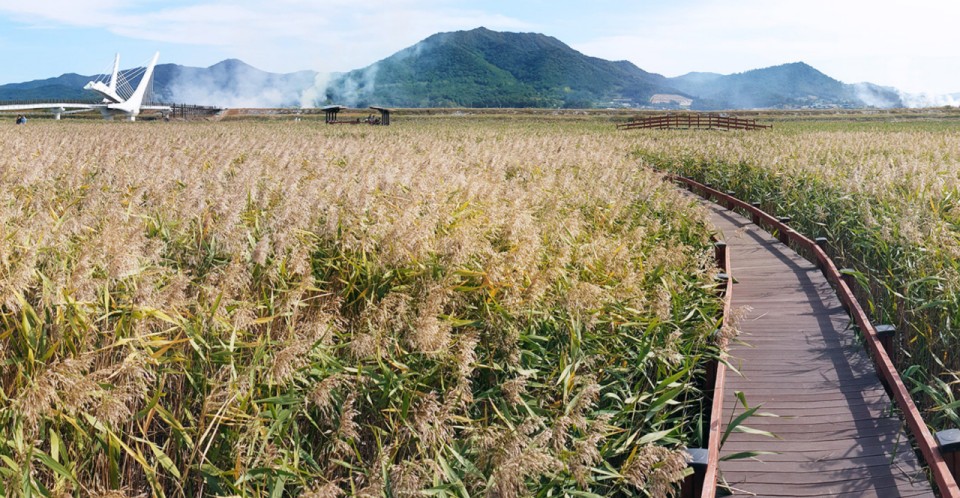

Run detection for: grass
[[0, 118, 723, 497]]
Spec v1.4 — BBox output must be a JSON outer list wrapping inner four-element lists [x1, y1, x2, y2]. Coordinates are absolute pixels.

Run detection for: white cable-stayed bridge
[[0, 52, 171, 121]]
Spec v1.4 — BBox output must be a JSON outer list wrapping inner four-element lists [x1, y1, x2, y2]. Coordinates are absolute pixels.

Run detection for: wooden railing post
[[725, 191, 736, 210], [715, 241, 727, 263], [777, 216, 792, 245], [875, 324, 897, 362], [839, 268, 857, 312], [681, 448, 708, 498], [750, 201, 761, 225], [815, 237, 829, 269], [936, 429, 960, 485]]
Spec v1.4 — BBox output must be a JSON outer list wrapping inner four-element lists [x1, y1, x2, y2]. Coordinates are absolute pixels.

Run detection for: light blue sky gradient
[[0, 0, 957, 95]]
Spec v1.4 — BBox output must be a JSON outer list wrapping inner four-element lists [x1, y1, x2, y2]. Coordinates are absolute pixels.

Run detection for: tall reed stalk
[[0, 119, 722, 497]]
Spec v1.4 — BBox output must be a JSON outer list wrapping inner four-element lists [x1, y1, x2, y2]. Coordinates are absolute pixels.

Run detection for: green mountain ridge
[[325, 28, 904, 109], [325, 27, 681, 108], [0, 27, 911, 109]]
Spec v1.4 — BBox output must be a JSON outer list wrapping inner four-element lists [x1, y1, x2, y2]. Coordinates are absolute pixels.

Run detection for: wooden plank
[[723, 479, 930, 498], [721, 452, 925, 473], [725, 467, 927, 485], [722, 436, 916, 454], [730, 390, 889, 404], [721, 442, 913, 462]]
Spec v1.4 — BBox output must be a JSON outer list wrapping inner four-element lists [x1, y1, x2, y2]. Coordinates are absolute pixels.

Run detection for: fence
[[617, 114, 771, 131]]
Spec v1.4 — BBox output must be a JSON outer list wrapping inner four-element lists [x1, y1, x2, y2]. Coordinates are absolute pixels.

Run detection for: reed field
[[0, 119, 725, 497], [642, 119, 960, 431]]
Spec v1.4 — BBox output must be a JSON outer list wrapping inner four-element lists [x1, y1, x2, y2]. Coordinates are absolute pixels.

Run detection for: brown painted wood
[[704, 201, 937, 497]]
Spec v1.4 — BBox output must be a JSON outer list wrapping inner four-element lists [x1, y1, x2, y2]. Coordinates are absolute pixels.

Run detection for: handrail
[[670, 173, 960, 498], [701, 242, 731, 497], [681, 239, 731, 498]]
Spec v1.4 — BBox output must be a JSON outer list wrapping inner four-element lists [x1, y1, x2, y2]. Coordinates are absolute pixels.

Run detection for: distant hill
[[0, 28, 920, 109], [0, 60, 318, 108], [323, 27, 681, 108], [669, 62, 903, 109], [0, 73, 99, 101]]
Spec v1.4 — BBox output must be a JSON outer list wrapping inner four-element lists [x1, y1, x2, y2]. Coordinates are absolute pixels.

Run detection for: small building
[[649, 94, 694, 107], [322, 105, 392, 125], [369, 106, 392, 126], [322, 105, 347, 124]]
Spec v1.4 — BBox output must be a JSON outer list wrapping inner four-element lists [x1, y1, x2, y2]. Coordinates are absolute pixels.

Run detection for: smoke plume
[[158, 60, 316, 108]]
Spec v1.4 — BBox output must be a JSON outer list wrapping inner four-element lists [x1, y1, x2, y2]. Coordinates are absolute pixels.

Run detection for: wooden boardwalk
[[706, 202, 935, 497]]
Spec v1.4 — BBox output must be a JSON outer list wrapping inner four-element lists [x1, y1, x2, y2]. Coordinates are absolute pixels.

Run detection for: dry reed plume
[[0, 118, 722, 497]]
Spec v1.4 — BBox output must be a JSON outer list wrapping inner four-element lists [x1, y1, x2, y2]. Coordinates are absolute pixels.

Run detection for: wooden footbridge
[[617, 114, 771, 131], [674, 176, 960, 497]]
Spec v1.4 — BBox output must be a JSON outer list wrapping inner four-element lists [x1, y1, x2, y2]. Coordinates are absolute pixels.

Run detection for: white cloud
[[0, 1, 533, 73], [573, 0, 960, 94], [0, 1, 129, 26]]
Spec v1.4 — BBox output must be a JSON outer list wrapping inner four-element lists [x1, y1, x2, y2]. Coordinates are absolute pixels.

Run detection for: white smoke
[[166, 82, 290, 108], [851, 82, 899, 108], [898, 91, 960, 108], [162, 60, 316, 108], [319, 63, 380, 107], [298, 72, 332, 108], [852, 82, 960, 109]]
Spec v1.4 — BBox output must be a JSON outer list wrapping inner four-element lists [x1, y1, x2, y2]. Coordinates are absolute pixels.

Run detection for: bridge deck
[[706, 203, 934, 497]]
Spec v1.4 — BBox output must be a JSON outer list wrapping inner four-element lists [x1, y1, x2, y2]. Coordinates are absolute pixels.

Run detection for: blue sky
[[1, 0, 958, 95]]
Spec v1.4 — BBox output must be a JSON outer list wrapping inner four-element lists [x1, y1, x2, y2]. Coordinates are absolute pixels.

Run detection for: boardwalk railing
[[617, 114, 771, 131], [166, 104, 223, 119], [682, 241, 731, 498], [670, 173, 960, 498]]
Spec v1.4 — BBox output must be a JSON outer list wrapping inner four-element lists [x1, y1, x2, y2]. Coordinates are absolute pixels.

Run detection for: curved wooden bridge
[[674, 177, 960, 497]]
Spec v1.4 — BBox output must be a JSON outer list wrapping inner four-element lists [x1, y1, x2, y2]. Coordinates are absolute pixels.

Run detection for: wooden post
[[839, 268, 857, 312], [875, 324, 897, 362], [777, 216, 792, 245], [936, 429, 960, 485], [815, 237, 829, 270], [724, 191, 736, 209], [681, 448, 709, 498], [715, 241, 727, 265], [750, 201, 762, 225]]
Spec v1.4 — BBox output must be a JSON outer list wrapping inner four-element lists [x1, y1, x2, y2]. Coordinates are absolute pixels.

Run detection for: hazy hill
[[323, 27, 681, 108], [0, 73, 98, 101], [152, 59, 317, 107], [670, 62, 903, 109], [0, 60, 318, 107]]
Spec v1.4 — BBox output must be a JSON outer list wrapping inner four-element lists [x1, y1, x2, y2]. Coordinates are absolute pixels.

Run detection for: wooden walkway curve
[[704, 201, 935, 497]]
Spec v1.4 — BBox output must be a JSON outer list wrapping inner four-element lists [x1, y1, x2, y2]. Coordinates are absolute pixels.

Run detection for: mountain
[[323, 27, 682, 108], [0, 60, 319, 108], [669, 62, 903, 109], [0, 73, 98, 101], [322, 30, 909, 109], [0, 28, 919, 109]]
